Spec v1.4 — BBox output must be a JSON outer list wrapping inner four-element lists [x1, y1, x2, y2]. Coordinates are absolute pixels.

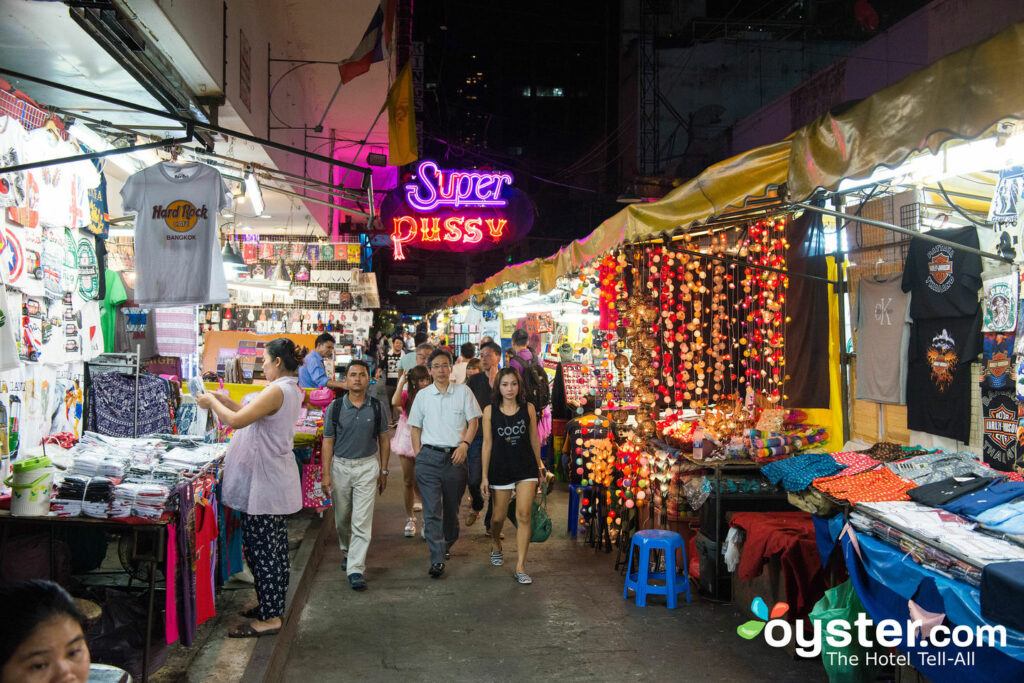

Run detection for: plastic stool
[[567, 484, 591, 539], [623, 529, 691, 608]]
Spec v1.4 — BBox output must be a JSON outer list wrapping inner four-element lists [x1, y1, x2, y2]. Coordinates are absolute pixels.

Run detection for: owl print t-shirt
[[906, 309, 982, 443]]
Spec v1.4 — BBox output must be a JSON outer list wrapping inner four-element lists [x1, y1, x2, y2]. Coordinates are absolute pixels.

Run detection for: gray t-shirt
[[854, 274, 911, 404], [121, 162, 231, 306], [114, 273, 158, 360], [323, 395, 392, 460]]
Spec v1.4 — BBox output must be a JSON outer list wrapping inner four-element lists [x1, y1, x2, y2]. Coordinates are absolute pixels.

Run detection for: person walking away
[[321, 360, 392, 591], [391, 365, 431, 536], [481, 368, 546, 584], [197, 338, 305, 636], [299, 333, 347, 391], [383, 336, 405, 406], [451, 342, 475, 384], [408, 349, 482, 578]]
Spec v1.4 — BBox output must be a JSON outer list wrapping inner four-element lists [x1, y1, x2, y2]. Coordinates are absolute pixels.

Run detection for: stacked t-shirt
[[902, 226, 983, 444], [854, 274, 911, 404], [121, 162, 231, 307]]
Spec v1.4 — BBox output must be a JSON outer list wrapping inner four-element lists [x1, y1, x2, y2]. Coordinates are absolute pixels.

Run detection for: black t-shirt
[[982, 388, 1020, 472], [467, 372, 492, 413], [384, 350, 403, 386], [901, 226, 982, 319], [906, 309, 981, 443]]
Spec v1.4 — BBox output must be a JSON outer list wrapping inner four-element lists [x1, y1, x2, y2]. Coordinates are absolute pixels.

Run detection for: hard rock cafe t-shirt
[[121, 162, 231, 306], [906, 309, 982, 443], [901, 226, 982, 319]]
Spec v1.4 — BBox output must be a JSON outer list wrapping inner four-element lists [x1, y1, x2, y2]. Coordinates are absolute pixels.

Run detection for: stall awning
[[444, 139, 791, 308], [788, 21, 1024, 201]]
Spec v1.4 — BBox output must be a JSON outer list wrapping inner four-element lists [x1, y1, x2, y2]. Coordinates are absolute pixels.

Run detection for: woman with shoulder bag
[[391, 365, 432, 537], [481, 367, 546, 584]]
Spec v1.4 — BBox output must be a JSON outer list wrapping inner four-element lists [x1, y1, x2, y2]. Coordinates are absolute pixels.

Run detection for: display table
[[0, 510, 170, 682]]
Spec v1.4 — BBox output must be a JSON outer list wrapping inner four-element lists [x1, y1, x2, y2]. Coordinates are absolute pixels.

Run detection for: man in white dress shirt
[[408, 349, 482, 578]]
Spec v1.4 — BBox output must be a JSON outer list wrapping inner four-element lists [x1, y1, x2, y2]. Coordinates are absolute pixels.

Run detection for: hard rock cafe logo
[[926, 329, 958, 392], [926, 244, 954, 293], [152, 201, 208, 233], [985, 404, 1017, 449]]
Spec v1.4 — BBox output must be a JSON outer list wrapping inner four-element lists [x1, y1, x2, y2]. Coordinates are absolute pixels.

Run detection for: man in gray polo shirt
[[322, 360, 392, 591], [409, 348, 482, 578]]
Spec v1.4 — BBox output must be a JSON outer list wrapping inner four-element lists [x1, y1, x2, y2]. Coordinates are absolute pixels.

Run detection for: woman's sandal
[[490, 547, 503, 566], [514, 571, 533, 585], [228, 623, 280, 638]]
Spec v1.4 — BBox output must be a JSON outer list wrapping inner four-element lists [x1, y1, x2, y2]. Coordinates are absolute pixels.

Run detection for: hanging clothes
[[120, 162, 231, 307], [89, 371, 172, 437]]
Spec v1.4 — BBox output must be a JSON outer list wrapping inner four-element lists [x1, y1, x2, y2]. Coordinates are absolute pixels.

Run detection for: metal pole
[[0, 133, 192, 174], [794, 201, 1012, 264], [0, 66, 371, 177]]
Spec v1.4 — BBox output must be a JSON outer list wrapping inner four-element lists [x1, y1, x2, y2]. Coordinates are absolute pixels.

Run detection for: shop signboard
[[380, 160, 534, 260]]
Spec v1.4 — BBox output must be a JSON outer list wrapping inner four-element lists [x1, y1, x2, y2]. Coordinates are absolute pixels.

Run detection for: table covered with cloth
[[729, 511, 828, 620]]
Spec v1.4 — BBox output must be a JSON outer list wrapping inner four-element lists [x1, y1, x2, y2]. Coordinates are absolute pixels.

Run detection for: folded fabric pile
[[815, 467, 917, 502], [68, 455, 101, 478], [939, 481, 1024, 520], [976, 498, 1024, 534], [762, 452, 846, 491], [887, 451, 1000, 486], [109, 483, 140, 518], [132, 484, 171, 520], [746, 426, 828, 461], [822, 451, 881, 479], [862, 442, 930, 463], [82, 477, 114, 518], [49, 475, 89, 517]]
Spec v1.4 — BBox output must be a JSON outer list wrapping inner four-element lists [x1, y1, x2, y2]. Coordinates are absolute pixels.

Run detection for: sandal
[[228, 623, 280, 638], [239, 606, 261, 619], [490, 550, 504, 566], [514, 571, 533, 585]]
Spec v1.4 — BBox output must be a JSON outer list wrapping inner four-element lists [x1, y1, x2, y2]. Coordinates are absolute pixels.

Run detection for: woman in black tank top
[[481, 368, 546, 584]]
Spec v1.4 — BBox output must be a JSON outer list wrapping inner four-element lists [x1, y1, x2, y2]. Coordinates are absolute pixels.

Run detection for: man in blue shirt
[[299, 333, 348, 390]]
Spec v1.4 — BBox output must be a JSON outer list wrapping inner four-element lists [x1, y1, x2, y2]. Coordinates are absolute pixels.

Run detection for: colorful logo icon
[[736, 597, 789, 639]]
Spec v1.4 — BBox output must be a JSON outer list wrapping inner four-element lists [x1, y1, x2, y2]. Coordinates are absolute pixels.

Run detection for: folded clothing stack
[[109, 483, 140, 518], [132, 484, 171, 520], [68, 456, 102, 478], [82, 477, 114, 518], [150, 465, 181, 488], [96, 457, 129, 480], [50, 475, 90, 517]]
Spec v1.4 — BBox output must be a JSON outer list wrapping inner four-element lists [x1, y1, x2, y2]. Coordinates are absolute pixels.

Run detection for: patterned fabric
[[821, 451, 882, 479], [91, 372, 172, 437], [242, 513, 290, 620], [864, 442, 930, 462], [815, 468, 917, 503], [885, 451, 997, 486], [761, 452, 846, 492]]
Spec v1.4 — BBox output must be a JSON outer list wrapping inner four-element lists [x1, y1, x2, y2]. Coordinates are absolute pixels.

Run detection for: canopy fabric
[[444, 139, 791, 308], [788, 21, 1024, 202]]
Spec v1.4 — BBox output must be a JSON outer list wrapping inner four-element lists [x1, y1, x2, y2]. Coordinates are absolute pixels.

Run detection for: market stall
[[0, 74, 363, 680], [433, 22, 1024, 682]]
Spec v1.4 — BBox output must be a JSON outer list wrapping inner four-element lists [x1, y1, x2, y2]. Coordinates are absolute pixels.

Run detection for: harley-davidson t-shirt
[[906, 309, 982, 443], [901, 226, 982, 319], [121, 162, 231, 306]]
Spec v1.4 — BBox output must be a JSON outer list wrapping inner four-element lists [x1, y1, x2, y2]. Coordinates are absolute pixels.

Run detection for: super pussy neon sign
[[404, 161, 514, 211], [386, 161, 527, 260]]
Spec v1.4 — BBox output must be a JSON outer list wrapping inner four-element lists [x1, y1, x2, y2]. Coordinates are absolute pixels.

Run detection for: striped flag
[[338, 0, 396, 84]]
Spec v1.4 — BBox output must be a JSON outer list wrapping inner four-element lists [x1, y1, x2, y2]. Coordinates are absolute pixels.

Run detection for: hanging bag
[[301, 442, 331, 510], [508, 481, 552, 543]]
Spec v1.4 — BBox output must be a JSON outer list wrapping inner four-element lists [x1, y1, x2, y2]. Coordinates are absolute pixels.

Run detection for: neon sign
[[380, 160, 533, 260], [404, 160, 513, 211]]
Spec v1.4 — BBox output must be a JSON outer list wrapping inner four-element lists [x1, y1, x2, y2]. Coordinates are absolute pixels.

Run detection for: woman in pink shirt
[[197, 338, 304, 638]]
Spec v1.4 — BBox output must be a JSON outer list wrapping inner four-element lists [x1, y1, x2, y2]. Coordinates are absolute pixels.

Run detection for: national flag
[[338, 0, 397, 84], [385, 61, 418, 166]]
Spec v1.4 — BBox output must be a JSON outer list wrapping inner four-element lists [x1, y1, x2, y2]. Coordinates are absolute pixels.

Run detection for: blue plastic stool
[[623, 529, 691, 608], [567, 484, 591, 539]]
